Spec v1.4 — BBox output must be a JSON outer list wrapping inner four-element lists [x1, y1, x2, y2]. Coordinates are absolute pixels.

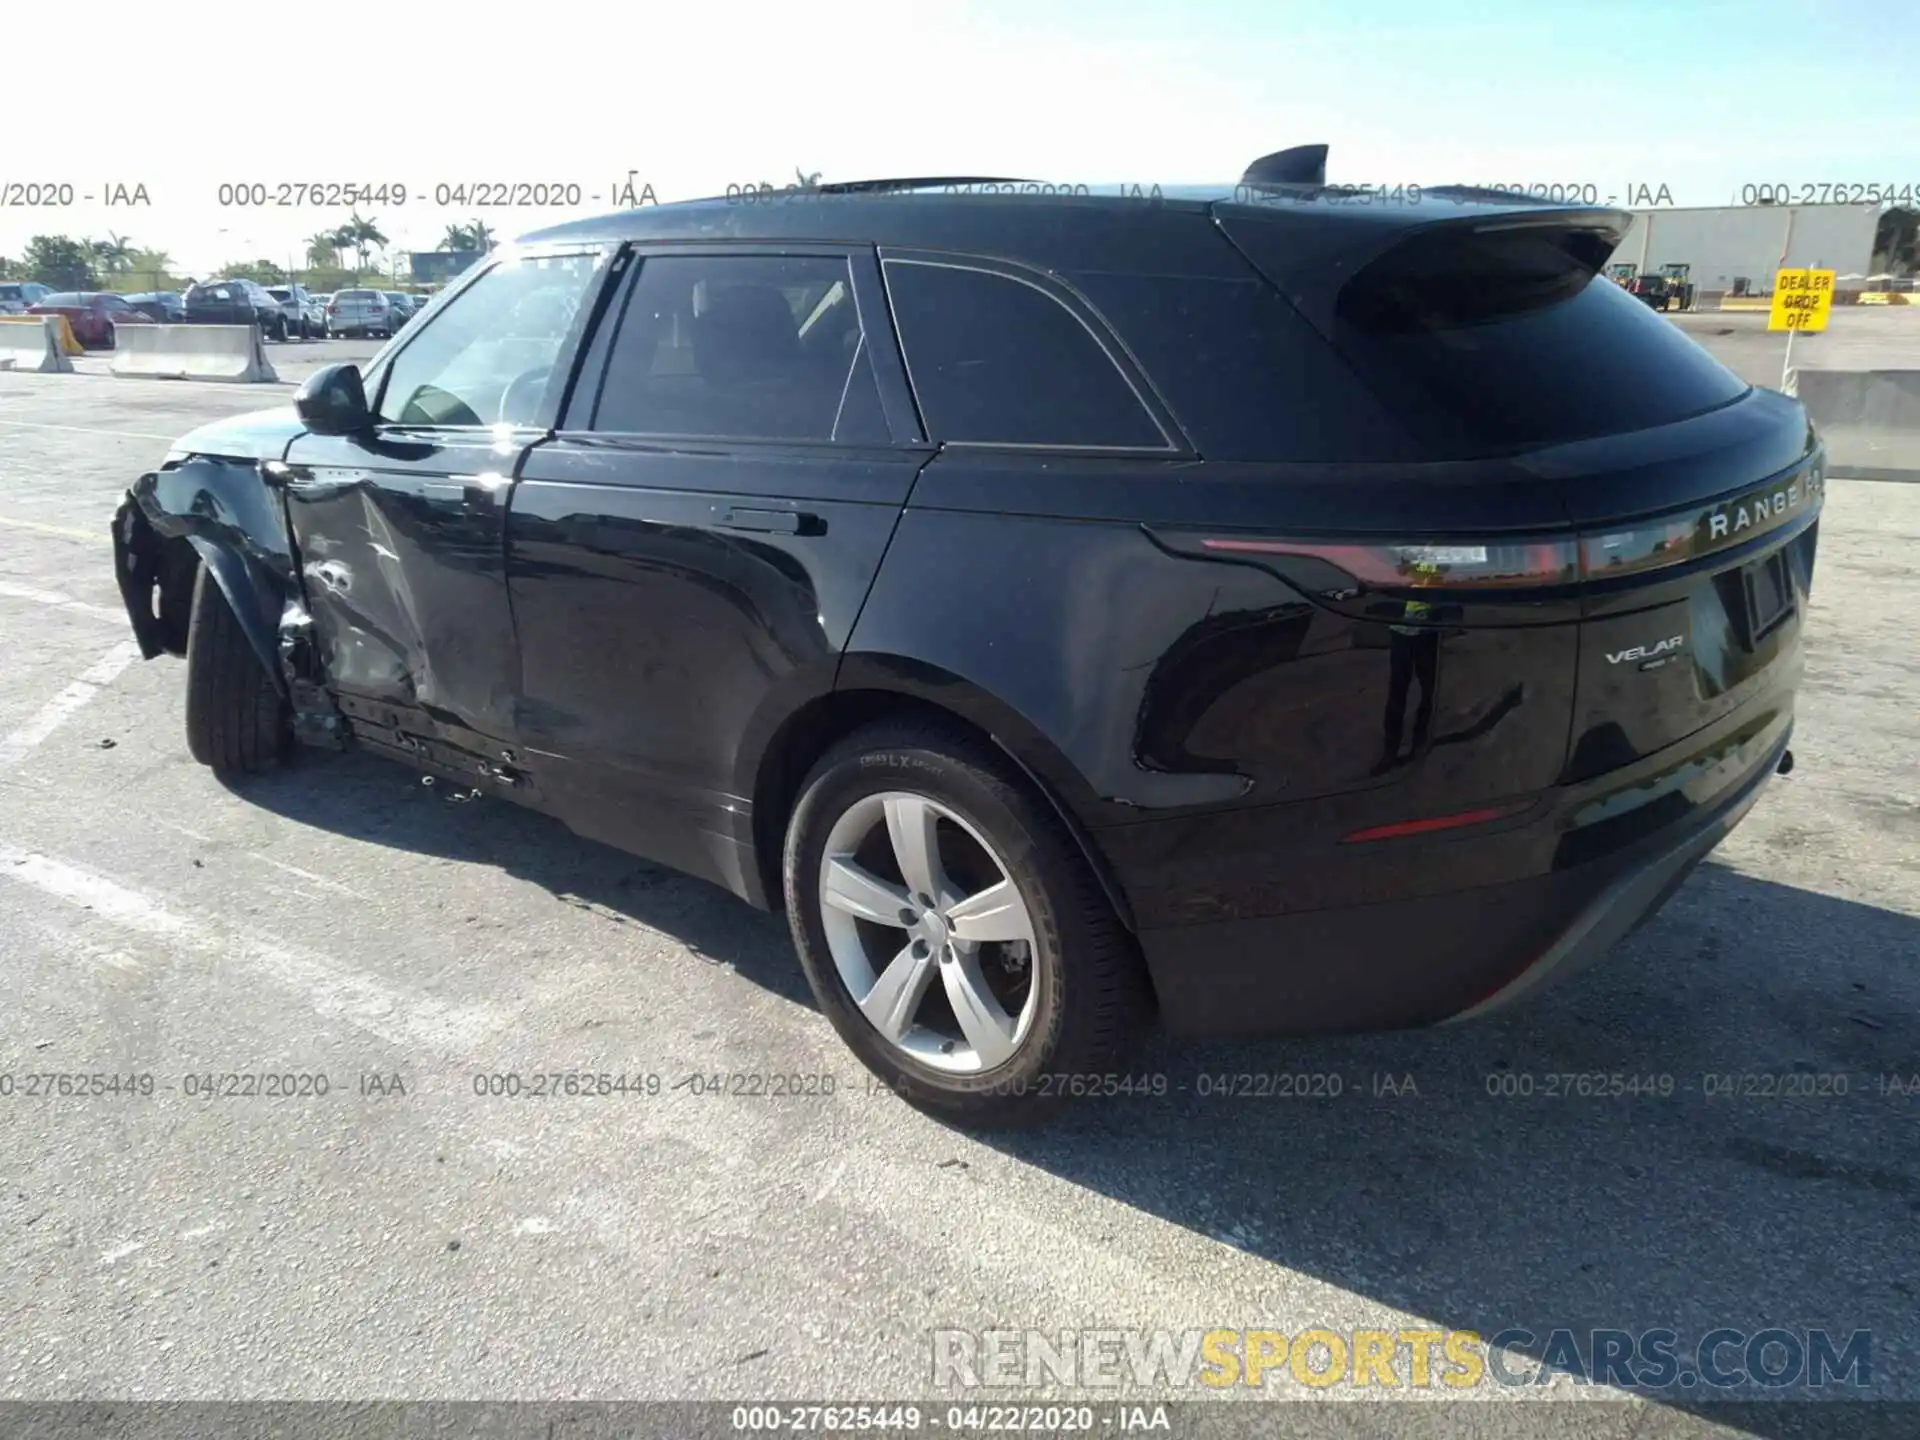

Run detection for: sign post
[[1768, 267, 1834, 390]]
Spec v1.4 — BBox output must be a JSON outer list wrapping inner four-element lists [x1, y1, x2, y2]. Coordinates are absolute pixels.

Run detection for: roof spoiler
[[1239, 145, 1328, 187], [1217, 205, 1634, 337]]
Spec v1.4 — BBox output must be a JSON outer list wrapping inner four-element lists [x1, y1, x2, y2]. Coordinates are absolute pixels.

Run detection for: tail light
[[1196, 536, 1579, 590], [1156, 461, 1826, 602]]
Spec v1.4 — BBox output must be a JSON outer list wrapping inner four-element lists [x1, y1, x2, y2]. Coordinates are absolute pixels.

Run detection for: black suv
[[112, 156, 1823, 1125], [183, 277, 287, 339]]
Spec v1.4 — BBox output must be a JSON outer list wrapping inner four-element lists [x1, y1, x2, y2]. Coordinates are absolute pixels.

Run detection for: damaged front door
[[282, 248, 611, 760]]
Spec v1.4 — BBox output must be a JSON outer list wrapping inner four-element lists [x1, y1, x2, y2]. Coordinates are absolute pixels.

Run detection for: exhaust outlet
[[1777, 749, 1795, 776]]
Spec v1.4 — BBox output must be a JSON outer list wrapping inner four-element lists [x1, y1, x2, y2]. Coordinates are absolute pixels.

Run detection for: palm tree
[[441, 222, 474, 252], [339, 211, 388, 272], [128, 248, 174, 285], [306, 230, 342, 268], [795, 167, 822, 190], [92, 232, 136, 274], [469, 219, 494, 253]]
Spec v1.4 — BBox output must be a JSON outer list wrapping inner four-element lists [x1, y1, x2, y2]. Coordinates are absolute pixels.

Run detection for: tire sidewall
[[785, 740, 1076, 1115]]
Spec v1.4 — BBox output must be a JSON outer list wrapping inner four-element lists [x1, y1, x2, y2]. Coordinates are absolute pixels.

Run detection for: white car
[[0, 281, 53, 315], [325, 288, 394, 338]]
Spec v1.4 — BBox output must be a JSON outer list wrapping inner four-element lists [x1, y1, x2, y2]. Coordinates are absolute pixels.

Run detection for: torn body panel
[[113, 455, 345, 746], [280, 431, 523, 744]]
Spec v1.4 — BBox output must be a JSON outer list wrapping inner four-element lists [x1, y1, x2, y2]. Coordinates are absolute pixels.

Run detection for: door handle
[[719, 507, 820, 535]]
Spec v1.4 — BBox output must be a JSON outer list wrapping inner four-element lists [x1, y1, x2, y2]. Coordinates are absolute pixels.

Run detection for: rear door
[[282, 245, 613, 765], [506, 245, 929, 894]]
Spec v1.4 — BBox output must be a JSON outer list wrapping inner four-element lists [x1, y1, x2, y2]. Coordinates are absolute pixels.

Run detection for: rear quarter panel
[[845, 455, 1578, 841]]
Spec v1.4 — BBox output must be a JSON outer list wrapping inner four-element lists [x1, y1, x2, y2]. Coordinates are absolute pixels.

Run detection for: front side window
[[592, 254, 889, 443], [375, 252, 601, 428], [883, 260, 1166, 448]]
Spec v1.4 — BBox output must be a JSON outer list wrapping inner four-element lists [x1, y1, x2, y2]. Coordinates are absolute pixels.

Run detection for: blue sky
[[5, 0, 1915, 272]]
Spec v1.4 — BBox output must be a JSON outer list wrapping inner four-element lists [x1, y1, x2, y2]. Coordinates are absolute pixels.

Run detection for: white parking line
[[0, 419, 177, 442], [0, 581, 126, 623], [0, 515, 108, 544], [0, 847, 511, 1053], [0, 640, 142, 769]]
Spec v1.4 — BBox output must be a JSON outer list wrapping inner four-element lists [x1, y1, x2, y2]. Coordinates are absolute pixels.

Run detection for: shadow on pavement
[[226, 749, 1919, 1438]]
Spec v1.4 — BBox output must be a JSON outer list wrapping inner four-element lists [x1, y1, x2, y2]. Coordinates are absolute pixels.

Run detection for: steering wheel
[[497, 367, 552, 426]]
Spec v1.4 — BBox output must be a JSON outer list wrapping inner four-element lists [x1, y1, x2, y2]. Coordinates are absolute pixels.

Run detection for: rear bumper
[[1124, 697, 1792, 1038]]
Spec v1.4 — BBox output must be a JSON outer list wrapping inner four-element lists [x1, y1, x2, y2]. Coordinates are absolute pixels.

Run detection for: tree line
[[0, 214, 496, 291]]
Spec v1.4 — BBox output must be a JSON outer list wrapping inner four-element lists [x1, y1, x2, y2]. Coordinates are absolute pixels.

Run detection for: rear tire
[[783, 718, 1151, 1128], [184, 564, 289, 774]]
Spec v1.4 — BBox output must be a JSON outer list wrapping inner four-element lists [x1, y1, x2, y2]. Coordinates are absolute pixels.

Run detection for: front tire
[[783, 718, 1150, 1127], [184, 564, 289, 774]]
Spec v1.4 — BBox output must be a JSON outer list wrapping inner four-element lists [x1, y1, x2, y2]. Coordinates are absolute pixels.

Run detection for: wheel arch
[[748, 660, 1138, 936], [124, 457, 298, 695]]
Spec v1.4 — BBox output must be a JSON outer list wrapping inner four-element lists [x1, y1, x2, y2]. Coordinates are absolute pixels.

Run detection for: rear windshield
[[338, 290, 381, 300], [1326, 226, 1749, 453]]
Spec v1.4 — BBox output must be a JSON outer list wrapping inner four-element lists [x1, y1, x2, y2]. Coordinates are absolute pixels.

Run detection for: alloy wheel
[[817, 791, 1039, 1074]]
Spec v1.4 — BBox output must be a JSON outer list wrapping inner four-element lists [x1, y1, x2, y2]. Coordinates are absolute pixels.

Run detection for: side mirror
[[295, 363, 371, 436]]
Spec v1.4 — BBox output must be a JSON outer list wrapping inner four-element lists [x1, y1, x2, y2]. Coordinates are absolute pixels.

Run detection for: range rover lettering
[[111, 149, 1822, 1126]]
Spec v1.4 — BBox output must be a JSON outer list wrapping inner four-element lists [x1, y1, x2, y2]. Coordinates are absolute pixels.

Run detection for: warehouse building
[[1603, 203, 1880, 298]]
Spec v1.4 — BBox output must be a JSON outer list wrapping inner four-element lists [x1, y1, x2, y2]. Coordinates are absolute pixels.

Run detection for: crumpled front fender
[[114, 455, 296, 694]]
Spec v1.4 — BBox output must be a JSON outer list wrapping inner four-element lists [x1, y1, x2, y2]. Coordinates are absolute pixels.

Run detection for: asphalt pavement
[[0, 342, 1916, 1439]]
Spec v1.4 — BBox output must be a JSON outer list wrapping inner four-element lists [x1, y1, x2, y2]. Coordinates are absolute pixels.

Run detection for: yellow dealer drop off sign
[[1769, 268, 1835, 332]]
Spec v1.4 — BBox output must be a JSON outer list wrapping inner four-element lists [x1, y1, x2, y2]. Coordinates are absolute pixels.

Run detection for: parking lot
[[0, 347, 1916, 1434]]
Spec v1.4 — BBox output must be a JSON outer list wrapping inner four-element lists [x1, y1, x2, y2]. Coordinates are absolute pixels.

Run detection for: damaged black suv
[[114, 151, 1823, 1126]]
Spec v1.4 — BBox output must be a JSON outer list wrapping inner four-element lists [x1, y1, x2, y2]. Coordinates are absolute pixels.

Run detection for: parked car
[[111, 159, 1825, 1126], [183, 278, 287, 339], [382, 291, 418, 326], [123, 291, 187, 323], [26, 291, 152, 348], [0, 281, 54, 315], [266, 284, 326, 339], [325, 288, 393, 337]]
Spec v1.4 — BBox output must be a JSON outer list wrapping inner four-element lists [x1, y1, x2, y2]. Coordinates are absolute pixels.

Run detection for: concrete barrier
[[109, 324, 279, 383], [1788, 369, 1920, 483], [0, 316, 74, 373], [0, 312, 82, 355], [1787, 369, 1920, 428]]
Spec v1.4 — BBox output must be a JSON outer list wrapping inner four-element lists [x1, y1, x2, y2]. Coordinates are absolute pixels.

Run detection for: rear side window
[[1066, 271, 1419, 462], [1325, 226, 1749, 453], [592, 254, 889, 443], [883, 261, 1167, 449]]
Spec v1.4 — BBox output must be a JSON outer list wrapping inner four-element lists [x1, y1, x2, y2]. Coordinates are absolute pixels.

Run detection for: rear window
[[339, 290, 381, 301], [1325, 226, 1750, 453]]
